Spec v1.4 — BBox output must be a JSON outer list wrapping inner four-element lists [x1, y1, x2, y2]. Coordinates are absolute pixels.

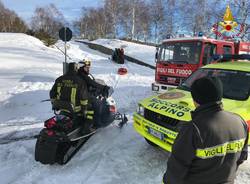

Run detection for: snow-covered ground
[[0, 33, 249, 184], [90, 39, 156, 66]]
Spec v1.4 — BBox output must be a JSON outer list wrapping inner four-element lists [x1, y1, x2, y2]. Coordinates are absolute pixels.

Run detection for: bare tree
[[150, 0, 165, 43], [118, 0, 133, 39], [230, 0, 250, 40], [161, 0, 177, 38], [104, 0, 121, 38], [119, 0, 151, 41], [0, 1, 27, 33], [31, 4, 65, 38], [133, 1, 152, 41], [177, 0, 223, 37], [75, 7, 112, 40], [73, 0, 249, 42]]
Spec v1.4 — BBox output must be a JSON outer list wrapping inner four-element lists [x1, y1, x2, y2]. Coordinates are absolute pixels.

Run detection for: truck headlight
[[136, 105, 145, 116]]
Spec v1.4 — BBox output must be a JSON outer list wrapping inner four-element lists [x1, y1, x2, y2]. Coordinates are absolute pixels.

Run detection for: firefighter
[[163, 76, 248, 184], [77, 59, 110, 128], [119, 47, 124, 64], [50, 62, 91, 133], [77, 59, 110, 97]]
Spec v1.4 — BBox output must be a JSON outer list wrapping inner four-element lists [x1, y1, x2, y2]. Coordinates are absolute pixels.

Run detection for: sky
[[1, 0, 103, 23]]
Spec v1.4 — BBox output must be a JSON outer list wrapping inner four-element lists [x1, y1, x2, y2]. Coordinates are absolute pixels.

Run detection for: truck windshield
[[158, 41, 202, 64], [179, 68, 250, 100]]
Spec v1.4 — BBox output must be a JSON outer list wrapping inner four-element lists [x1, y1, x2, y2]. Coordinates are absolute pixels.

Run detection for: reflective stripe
[[56, 86, 61, 99], [81, 100, 88, 105], [75, 106, 81, 112], [86, 110, 94, 115], [196, 138, 246, 159], [71, 88, 76, 106], [87, 115, 93, 120], [60, 109, 71, 113]]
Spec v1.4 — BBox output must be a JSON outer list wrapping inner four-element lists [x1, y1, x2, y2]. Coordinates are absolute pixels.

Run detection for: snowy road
[[0, 34, 249, 184]]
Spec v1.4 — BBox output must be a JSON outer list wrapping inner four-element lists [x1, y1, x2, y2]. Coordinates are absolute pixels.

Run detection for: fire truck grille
[[159, 75, 183, 85], [144, 109, 179, 130]]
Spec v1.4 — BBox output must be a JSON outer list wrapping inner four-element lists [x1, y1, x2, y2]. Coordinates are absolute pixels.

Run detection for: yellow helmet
[[84, 59, 91, 67], [79, 59, 91, 68]]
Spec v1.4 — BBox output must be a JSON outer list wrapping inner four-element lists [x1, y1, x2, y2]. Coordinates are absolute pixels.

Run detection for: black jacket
[[77, 70, 105, 92], [163, 101, 248, 184], [50, 70, 88, 113]]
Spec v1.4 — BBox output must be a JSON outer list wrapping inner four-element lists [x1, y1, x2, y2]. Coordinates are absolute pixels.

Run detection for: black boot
[[81, 120, 95, 135]]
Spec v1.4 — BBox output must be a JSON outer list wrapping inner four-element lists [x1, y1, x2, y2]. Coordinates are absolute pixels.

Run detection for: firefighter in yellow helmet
[[77, 59, 111, 128], [77, 59, 110, 97]]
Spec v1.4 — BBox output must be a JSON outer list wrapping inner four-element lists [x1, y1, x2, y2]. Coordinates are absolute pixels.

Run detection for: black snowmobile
[[35, 83, 127, 165]]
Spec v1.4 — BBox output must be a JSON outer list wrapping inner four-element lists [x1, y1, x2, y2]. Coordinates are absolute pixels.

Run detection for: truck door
[[202, 43, 217, 65]]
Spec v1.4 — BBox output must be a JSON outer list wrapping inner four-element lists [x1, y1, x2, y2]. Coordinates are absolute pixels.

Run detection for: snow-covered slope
[[0, 33, 249, 184], [90, 39, 156, 66]]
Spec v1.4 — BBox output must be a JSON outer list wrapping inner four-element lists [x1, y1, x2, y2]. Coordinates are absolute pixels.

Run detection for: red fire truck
[[152, 36, 250, 93]]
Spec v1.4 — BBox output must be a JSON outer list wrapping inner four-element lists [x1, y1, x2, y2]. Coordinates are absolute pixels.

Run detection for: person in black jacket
[[77, 59, 110, 128], [163, 76, 248, 184], [50, 62, 91, 132], [77, 59, 110, 97]]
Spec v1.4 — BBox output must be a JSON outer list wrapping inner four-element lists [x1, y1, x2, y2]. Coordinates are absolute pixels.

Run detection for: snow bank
[[90, 39, 156, 66], [0, 33, 46, 48]]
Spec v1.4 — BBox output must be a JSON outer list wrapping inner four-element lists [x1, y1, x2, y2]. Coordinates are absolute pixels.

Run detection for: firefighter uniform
[[77, 60, 110, 126], [77, 60, 107, 95], [163, 77, 249, 184], [50, 63, 89, 124]]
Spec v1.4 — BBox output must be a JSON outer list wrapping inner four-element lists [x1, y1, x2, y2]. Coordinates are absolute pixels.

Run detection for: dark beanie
[[191, 76, 223, 105]]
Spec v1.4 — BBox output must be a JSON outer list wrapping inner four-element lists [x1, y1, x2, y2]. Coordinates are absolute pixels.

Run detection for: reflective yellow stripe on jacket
[[71, 88, 76, 106], [75, 106, 81, 112], [56, 86, 61, 99], [87, 115, 93, 120], [196, 138, 246, 159], [86, 110, 94, 120], [81, 100, 88, 106], [87, 110, 94, 115]]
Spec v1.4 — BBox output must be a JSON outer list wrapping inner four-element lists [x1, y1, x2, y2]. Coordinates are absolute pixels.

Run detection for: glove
[[102, 85, 110, 97]]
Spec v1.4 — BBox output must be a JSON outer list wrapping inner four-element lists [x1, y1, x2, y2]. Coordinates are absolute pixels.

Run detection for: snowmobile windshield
[[178, 68, 250, 101], [158, 41, 202, 64]]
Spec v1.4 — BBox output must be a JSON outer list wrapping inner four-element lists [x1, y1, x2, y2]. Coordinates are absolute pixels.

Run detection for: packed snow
[[0, 33, 249, 184]]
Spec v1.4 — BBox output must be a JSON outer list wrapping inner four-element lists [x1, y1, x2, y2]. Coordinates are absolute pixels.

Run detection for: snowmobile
[[35, 81, 127, 165]]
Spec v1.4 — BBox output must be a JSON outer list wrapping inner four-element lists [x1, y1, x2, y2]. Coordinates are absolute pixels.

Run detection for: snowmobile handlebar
[[94, 86, 113, 99]]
